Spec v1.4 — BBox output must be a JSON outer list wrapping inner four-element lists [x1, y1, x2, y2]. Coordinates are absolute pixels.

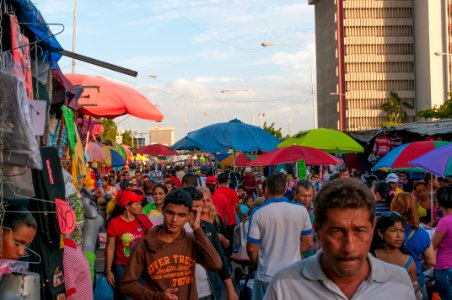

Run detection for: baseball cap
[[386, 173, 399, 183], [117, 191, 144, 207], [125, 180, 136, 186], [206, 176, 217, 185]]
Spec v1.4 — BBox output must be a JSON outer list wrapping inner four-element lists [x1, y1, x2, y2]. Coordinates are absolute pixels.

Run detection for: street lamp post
[[220, 89, 255, 125], [257, 112, 266, 127], [260, 42, 317, 129], [434, 51, 451, 93], [72, 0, 77, 73]]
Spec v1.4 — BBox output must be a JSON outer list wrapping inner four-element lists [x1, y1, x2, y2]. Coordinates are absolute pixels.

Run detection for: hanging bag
[[94, 274, 114, 300]]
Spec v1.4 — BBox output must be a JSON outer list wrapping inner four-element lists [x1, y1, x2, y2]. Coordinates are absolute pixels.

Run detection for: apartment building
[[309, 0, 449, 131], [148, 127, 175, 146]]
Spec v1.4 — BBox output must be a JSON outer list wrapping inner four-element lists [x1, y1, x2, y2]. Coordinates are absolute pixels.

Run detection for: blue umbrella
[[184, 119, 280, 153], [170, 136, 199, 151]]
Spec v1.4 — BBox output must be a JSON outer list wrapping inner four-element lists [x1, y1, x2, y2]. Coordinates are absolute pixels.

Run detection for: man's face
[[163, 203, 191, 233], [315, 207, 374, 280], [237, 188, 247, 198], [339, 170, 350, 178], [135, 172, 142, 180], [294, 186, 314, 208]]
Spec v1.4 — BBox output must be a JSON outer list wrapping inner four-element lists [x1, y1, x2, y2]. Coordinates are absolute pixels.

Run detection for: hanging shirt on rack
[[373, 135, 393, 156]]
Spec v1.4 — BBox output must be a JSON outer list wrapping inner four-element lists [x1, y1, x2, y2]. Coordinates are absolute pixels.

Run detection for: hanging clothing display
[[0, 54, 42, 169], [29, 147, 66, 300], [373, 135, 393, 156], [63, 239, 93, 300]]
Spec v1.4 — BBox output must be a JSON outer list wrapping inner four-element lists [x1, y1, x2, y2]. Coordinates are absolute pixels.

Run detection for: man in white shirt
[[247, 173, 313, 300], [264, 178, 416, 300]]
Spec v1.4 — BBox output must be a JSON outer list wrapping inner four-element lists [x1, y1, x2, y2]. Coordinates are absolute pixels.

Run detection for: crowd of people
[[1, 161, 451, 300]]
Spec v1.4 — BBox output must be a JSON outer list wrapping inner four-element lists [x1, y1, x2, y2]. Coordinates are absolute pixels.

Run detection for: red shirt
[[212, 192, 228, 223], [243, 175, 257, 197], [106, 214, 153, 265], [170, 175, 181, 187], [216, 186, 239, 226]]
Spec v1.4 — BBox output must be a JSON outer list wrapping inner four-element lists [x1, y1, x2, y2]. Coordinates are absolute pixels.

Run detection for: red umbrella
[[246, 145, 343, 166], [135, 144, 178, 156], [65, 74, 164, 121]]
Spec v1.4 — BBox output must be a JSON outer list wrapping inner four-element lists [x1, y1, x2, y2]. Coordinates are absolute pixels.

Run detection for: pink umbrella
[[87, 142, 107, 162], [66, 74, 164, 121], [246, 145, 343, 166]]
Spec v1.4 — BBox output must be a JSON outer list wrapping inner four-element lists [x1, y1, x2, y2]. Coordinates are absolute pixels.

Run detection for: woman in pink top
[[432, 185, 452, 300]]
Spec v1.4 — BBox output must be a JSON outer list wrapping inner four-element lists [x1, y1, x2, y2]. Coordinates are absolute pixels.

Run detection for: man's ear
[[377, 229, 384, 239]]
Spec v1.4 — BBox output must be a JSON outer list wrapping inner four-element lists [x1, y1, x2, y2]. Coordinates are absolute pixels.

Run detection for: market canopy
[[279, 128, 364, 154], [65, 74, 163, 121], [184, 119, 280, 153]]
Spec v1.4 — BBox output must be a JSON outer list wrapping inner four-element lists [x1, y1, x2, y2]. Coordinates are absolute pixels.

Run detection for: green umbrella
[[278, 128, 364, 154], [116, 144, 127, 159]]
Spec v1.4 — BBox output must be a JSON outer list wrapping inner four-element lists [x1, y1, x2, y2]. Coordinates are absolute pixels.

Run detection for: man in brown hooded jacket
[[121, 189, 222, 300]]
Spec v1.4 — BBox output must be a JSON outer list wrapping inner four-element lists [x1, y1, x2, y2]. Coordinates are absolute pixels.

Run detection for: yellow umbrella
[[135, 153, 149, 162]]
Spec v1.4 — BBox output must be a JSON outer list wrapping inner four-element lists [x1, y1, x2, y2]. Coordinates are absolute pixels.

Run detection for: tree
[[122, 130, 132, 147], [380, 91, 414, 124], [262, 122, 289, 140], [417, 93, 452, 119], [100, 118, 117, 143]]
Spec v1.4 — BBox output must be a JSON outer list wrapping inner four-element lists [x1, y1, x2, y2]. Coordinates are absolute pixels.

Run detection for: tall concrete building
[[309, 0, 449, 131], [148, 127, 175, 146]]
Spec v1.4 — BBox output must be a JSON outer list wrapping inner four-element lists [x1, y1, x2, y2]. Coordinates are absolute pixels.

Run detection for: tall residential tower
[[309, 0, 449, 131]]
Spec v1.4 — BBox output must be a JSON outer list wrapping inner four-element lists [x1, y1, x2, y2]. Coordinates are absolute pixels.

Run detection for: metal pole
[[306, 49, 316, 128], [260, 42, 317, 128], [184, 99, 187, 134], [251, 95, 255, 125], [337, 0, 347, 131], [72, 0, 77, 73]]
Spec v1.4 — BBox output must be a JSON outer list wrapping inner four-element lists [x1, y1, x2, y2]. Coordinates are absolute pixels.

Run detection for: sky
[[35, 0, 316, 143]]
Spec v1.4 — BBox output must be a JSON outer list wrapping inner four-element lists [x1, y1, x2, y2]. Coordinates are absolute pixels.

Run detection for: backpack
[[232, 219, 250, 260]]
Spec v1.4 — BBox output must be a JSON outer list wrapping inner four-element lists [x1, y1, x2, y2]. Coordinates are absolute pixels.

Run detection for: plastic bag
[[94, 274, 114, 300], [0, 53, 42, 169]]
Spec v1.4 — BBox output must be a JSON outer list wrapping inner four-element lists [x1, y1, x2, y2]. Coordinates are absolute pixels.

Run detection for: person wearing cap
[[386, 173, 403, 195], [105, 190, 153, 299], [206, 175, 229, 226], [243, 167, 257, 198]]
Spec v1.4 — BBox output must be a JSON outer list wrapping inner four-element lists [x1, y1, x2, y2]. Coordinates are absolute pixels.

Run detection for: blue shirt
[[404, 224, 431, 275]]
